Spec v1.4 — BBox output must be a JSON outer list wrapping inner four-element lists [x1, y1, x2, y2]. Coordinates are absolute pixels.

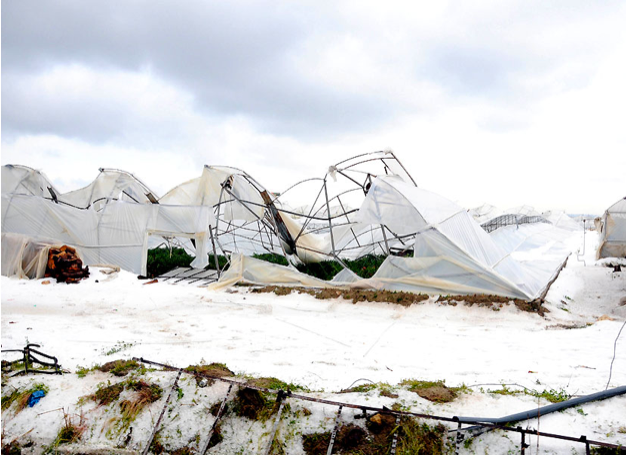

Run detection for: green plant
[[396, 419, 447, 455], [118, 380, 163, 429], [44, 411, 86, 453], [75, 365, 97, 378], [93, 382, 124, 406], [246, 376, 309, 393], [146, 247, 194, 278], [534, 388, 569, 403], [340, 383, 378, 394], [487, 385, 569, 403], [252, 253, 289, 266], [102, 341, 135, 356], [207, 254, 230, 271]]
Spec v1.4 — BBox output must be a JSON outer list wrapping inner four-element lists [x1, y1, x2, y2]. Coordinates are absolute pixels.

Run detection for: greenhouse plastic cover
[[213, 176, 579, 300], [1, 163, 581, 300]]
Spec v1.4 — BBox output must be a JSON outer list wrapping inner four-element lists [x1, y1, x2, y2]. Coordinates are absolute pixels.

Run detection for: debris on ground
[[45, 245, 90, 283]]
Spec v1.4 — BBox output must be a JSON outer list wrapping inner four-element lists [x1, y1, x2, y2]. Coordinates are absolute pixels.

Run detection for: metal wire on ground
[[133, 357, 626, 454]]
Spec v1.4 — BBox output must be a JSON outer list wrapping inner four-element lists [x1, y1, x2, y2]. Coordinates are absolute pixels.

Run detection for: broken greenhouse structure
[[1, 152, 581, 300]]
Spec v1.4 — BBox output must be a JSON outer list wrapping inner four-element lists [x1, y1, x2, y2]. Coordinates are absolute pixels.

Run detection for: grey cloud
[[3, 0, 625, 143], [2, 1, 404, 142]]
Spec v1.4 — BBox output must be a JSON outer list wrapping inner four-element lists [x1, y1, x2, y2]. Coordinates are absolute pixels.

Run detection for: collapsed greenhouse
[[1, 152, 583, 300]]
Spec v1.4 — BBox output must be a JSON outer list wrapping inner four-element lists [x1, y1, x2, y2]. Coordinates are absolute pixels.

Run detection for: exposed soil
[[302, 423, 371, 455], [252, 286, 430, 307], [415, 386, 457, 403], [302, 413, 447, 455], [251, 286, 548, 315], [184, 363, 234, 386], [437, 294, 548, 316], [401, 380, 459, 403]]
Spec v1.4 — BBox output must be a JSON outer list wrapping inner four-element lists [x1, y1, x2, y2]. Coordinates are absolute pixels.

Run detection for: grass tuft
[[2, 383, 49, 413], [98, 359, 141, 377]]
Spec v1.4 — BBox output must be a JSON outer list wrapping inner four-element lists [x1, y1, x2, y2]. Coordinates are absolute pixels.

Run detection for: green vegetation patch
[[296, 254, 387, 280], [147, 247, 194, 278], [246, 376, 309, 392], [76, 365, 97, 378], [296, 260, 345, 281], [395, 418, 448, 455], [53, 414, 86, 446], [339, 382, 378, 394], [487, 384, 569, 403], [231, 387, 277, 421], [98, 359, 142, 377], [252, 253, 387, 280], [118, 380, 163, 428], [252, 253, 289, 266], [147, 247, 230, 278], [93, 382, 125, 406]]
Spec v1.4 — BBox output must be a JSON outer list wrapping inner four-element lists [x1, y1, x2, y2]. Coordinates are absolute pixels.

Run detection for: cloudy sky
[[2, 0, 625, 214]]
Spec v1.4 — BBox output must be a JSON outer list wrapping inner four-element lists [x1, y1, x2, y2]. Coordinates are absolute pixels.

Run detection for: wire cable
[[606, 319, 626, 390]]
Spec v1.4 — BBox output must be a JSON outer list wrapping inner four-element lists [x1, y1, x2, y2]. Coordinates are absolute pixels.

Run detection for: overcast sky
[[2, 0, 625, 214]]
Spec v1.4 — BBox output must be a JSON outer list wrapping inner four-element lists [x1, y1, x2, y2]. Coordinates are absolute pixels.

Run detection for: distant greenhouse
[[597, 196, 626, 259]]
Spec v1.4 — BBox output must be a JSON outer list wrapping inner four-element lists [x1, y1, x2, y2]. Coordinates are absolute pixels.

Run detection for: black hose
[[457, 385, 626, 425]]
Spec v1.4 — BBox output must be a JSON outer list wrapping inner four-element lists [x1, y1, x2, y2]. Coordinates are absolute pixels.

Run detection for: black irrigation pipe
[[134, 357, 626, 452], [458, 385, 626, 426]]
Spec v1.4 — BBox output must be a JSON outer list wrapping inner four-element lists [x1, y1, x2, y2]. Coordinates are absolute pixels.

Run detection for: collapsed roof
[[1, 152, 582, 300]]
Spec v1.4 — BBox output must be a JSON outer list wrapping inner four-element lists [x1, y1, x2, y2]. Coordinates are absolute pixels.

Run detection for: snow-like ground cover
[[2, 231, 625, 454]]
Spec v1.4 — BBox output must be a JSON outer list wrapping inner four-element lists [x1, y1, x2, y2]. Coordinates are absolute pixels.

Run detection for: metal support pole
[[381, 225, 390, 255], [327, 405, 343, 455], [323, 179, 337, 257], [389, 413, 401, 455], [200, 383, 233, 454], [23, 346, 29, 374], [208, 225, 221, 278], [263, 390, 287, 455], [455, 420, 463, 455], [581, 436, 590, 455], [142, 369, 183, 455]]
